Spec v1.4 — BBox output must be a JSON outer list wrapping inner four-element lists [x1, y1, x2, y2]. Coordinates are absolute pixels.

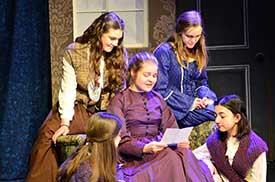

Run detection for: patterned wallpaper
[[48, 0, 175, 106]]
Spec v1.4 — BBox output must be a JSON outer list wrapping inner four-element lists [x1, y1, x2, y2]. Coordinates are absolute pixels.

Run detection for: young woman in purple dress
[[27, 12, 127, 182], [107, 51, 214, 182]]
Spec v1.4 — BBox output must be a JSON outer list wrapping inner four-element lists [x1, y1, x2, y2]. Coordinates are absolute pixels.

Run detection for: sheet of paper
[[160, 127, 193, 144]]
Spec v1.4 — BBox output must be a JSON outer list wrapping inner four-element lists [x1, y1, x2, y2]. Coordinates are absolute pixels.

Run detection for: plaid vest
[[64, 42, 113, 110]]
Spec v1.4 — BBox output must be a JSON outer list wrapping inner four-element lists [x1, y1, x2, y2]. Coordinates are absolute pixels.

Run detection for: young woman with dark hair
[[194, 94, 268, 182]]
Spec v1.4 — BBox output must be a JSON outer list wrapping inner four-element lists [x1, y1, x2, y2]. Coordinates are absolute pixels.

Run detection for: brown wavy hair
[[58, 112, 122, 182], [167, 10, 207, 71], [75, 11, 127, 92]]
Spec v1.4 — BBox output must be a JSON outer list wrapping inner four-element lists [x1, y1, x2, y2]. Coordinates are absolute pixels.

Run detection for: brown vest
[[64, 42, 113, 110]]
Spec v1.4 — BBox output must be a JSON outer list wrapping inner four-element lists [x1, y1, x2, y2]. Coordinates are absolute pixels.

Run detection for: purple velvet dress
[[107, 88, 214, 182]]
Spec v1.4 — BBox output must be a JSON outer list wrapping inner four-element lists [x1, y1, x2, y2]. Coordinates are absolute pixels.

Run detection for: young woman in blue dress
[[154, 10, 216, 128]]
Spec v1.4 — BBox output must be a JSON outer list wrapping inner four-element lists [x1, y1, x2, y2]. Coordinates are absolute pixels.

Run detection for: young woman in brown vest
[[26, 12, 127, 182]]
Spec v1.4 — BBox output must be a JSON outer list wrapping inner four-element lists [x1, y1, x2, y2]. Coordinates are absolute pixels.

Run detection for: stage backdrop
[[49, 0, 176, 107], [0, 0, 51, 181]]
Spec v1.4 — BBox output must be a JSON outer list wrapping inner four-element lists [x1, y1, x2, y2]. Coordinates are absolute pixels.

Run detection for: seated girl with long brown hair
[[58, 112, 124, 182]]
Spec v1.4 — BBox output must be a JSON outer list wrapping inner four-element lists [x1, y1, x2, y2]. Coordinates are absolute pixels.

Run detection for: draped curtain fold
[[0, 0, 51, 181]]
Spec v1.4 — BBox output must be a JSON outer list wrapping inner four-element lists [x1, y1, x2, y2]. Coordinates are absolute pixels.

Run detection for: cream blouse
[[58, 57, 105, 121]]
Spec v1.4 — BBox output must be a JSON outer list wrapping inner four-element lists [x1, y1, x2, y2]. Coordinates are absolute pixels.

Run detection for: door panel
[[176, 0, 273, 160]]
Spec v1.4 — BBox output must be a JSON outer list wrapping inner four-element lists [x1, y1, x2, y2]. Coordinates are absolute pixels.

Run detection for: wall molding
[[207, 64, 251, 124], [197, 0, 249, 50]]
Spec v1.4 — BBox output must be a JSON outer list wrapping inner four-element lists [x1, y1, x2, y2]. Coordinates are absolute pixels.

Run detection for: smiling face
[[129, 61, 158, 92], [215, 105, 241, 137], [101, 28, 123, 52], [181, 26, 202, 49]]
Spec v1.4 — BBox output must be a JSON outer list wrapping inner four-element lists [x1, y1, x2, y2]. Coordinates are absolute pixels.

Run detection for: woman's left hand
[[143, 141, 168, 153]]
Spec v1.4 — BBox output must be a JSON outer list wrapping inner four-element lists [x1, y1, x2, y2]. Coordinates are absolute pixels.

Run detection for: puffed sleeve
[[154, 43, 194, 120], [245, 152, 267, 182], [194, 69, 217, 101], [58, 51, 77, 121]]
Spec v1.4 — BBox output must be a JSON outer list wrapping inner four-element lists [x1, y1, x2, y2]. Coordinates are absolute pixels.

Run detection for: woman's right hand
[[143, 141, 167, 154], [52, 119, 70, 144], [202, 97, 214, 105]]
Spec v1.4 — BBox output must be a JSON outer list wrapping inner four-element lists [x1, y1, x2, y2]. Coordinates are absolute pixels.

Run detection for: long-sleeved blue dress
[[154, 42, 216, 128]]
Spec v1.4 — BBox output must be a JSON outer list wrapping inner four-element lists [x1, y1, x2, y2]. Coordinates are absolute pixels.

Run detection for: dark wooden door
[[176, 0, 274, 160]]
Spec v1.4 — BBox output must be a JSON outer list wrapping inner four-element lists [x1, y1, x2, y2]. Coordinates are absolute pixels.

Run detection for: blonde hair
[[126, 51, 158, 87], [167, 10, 207, 71]]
